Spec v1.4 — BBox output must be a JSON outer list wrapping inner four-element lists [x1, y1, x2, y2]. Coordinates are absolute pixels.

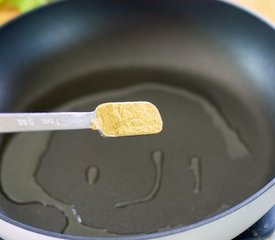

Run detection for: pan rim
[[219, 0, 275, 31]]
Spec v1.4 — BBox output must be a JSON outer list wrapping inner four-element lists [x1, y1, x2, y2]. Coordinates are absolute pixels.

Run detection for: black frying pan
[[0, 1, 274, 240]]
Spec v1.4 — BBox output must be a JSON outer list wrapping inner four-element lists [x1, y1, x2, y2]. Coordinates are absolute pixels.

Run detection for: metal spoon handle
[[0, 112, 95, 133]]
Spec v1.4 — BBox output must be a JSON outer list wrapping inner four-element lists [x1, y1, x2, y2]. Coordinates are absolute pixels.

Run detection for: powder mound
[[92, 102, 163, 137]]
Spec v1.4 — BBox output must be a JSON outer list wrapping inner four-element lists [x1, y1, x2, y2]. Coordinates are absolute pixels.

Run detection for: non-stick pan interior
[[0, 0, 274, 238]]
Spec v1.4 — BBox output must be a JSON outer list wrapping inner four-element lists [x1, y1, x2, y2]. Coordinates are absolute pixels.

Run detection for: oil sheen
[[0, 83, 250, 236]]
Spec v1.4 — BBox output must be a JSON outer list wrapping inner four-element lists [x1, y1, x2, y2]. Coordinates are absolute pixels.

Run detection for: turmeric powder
[[91, 102, 163, 137]]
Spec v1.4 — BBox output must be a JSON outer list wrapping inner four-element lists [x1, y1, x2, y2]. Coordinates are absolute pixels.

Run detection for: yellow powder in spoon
[[91, 102, 163, 137]]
